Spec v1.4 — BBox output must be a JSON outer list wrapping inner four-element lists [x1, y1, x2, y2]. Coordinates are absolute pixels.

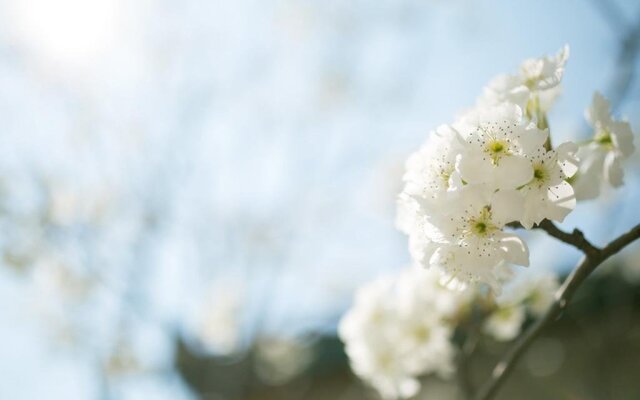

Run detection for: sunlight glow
[[8, 0, 123, 73]]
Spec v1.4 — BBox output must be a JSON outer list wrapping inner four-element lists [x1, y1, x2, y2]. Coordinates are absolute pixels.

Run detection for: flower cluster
[[478, 46, 569, 126], [572, 92, 636, 200], [482, 274, 559, 341], [398, 47, 578, 292], [339, 266, 559, 399], [397, 46, 635, 293], [341, 46, 636, 399]]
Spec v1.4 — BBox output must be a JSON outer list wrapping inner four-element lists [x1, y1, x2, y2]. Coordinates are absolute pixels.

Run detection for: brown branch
[[507, 220, 599, 255], [535, 220, 599, 256], [472, 5, 640, 399], [474, 222, 640, 400]]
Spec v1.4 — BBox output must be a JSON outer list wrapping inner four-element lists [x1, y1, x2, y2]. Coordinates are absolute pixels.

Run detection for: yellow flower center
[[485, 140, 510, 165], [594, 125, 614, 149], [469, 207, 497, 237]]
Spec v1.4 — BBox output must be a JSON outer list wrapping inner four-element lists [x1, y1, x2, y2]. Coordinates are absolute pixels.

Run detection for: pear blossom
[[340, 266, 561, 396], [339, 268, 458, 399], [572, 92, 636, 200], [493, 272, 560, 317], [518, 274, 560, 317], [482, 273, 559, 342], [396, 263, 474, 319], [483, 304, 526, 341], [426, 186, 528, 292], [454, 102, 546, 190], [479, 46, 569, 121], [349, 342, 421, 400], [396, 193, 437, 268], [341, 47, 630, 396], [396, 125, 464, 271], [395, 48, 619, 296], [339, 275, 418, 399], [401, 125, 464, 210], [519, 142, 579, 228], [393, 313, 454, 379]]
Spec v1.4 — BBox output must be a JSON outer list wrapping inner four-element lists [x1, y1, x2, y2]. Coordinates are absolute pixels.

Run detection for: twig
[[474, 222, 640, 400], [472, 4, 640, 399], [456, 353, 473, 400], [535, 220, 600, 256], [457, 334, 479, 399]]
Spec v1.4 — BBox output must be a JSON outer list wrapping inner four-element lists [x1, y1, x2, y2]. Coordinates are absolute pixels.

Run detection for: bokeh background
[[1, 0, 640, 399]]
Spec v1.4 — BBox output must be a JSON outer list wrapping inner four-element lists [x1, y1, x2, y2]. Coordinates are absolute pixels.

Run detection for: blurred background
[[1, 0, 640, 399]]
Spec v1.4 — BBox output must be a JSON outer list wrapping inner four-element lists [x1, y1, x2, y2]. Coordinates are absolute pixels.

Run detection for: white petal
[[494, 155, 533, 190], [611, 120, 635, 158], [491, 189, 524, 226], [456, 152, 493, 185], [518, 126, 548, 154], [572, 172, 601, 201], [556, 141, 579, 177], [496, 233, 529, 267], [586, 91, 611, 126], [545, 181, 576, 222], [604, 152, 624, 187]]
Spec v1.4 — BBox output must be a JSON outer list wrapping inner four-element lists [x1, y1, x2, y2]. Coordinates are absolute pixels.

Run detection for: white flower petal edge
[[478, 46, 569, 117], [425, 186, 528, 293], [519, 141, 579, 228], [572, 91, 636, 200]]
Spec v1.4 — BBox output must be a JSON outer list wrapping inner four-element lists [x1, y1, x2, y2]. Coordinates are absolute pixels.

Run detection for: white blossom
[[395, 48, 606, 295], [513, 273, 560, 317], [483, 304, 526, 341], [426, 186, 528, 293], [519, 142, 579, 228], [479, 46, 569, 120], [401, 125, 464, 211], [396, 193, 438, 268], [339, 268, 459, 399], [454, 102, 546, 191], [340, 267, 560, 395], [483, 273, 559, 341], [572, 91, 636, 200]]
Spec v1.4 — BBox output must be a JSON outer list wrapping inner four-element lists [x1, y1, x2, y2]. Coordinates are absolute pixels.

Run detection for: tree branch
[[457, 333, 479, 399], [474, 222, 640, 400], [535, 220, 599, 256], [471, 5, 640, 399]]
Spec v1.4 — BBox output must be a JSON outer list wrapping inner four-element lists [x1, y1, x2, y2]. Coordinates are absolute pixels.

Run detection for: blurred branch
[[474, 222, 640, 400], [609, 21, 640, 111], [456, 334, 479, 400], [588, 0, 640, 111], [588, 0, 630, 36]]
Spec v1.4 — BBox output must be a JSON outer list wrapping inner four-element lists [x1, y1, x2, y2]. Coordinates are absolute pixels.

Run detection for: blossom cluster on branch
[[339, 266, 558, 398], [396, 46, 634, 293], [341, 46, 636, 399]]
